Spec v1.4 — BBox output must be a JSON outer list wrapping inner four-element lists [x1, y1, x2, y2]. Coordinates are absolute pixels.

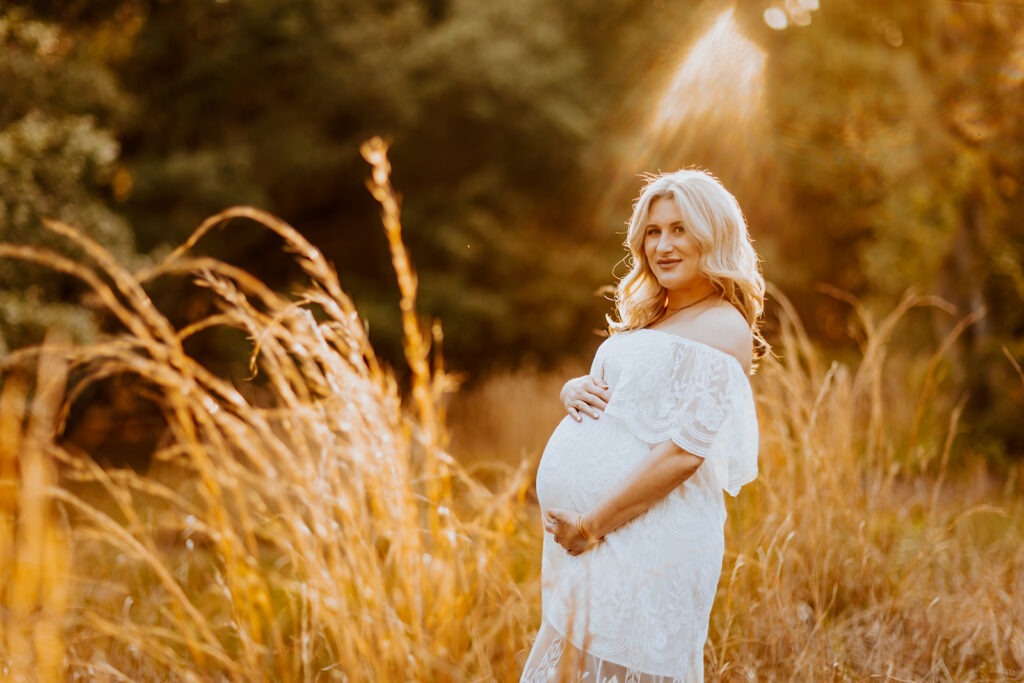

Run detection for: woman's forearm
[[581, 442, 703, 540]]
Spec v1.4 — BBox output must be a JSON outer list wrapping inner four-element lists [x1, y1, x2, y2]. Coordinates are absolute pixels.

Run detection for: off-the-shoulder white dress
[[520, 328, 758, 683]]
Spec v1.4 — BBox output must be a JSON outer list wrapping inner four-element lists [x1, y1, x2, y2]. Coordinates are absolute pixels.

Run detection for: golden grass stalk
[[0, 138, 1021, 681], [1, 336, 71, 683], [704, 289, 1024, 681], [449, 287, 1024, 681], [0, 138, 535, 681]]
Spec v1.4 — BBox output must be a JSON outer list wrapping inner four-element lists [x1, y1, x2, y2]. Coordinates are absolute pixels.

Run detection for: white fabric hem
[[520, 619, 703, 683]]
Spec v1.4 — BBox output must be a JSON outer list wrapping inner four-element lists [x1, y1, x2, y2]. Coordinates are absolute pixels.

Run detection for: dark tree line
[[1, 0, 1022, 456]]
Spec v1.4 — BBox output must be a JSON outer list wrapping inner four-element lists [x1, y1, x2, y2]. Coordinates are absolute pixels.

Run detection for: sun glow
[[603, 8, 770, 219], [649, 8, 766, 136]]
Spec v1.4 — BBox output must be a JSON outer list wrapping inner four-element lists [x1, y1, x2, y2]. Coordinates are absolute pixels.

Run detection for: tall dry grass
[[1, 138, 536, 682], [711, 290, 1024, 681], [0, 137, 1021, 681], [1, 336, 71, 682], [449, 291, 1024, 681]]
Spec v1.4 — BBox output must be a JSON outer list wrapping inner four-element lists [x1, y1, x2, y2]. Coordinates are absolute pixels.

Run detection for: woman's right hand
[[560, 375, 611, 422]]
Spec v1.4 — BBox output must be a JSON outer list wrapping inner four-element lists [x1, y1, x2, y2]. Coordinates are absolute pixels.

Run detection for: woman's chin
[[657, 276, 687, 291]]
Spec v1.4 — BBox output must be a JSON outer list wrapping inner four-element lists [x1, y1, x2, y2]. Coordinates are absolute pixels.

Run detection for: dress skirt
[[521, 412, 727, 682]]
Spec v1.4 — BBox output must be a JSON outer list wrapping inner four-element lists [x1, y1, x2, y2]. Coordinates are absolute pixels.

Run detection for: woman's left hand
[[544, 508, 599, 556]]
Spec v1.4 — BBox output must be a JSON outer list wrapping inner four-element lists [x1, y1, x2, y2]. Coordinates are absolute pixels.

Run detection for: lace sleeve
[[602, 336, 758, 496]]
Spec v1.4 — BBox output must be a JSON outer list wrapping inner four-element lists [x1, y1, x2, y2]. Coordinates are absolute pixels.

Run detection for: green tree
[[0, 8, 139, 354], [109, 0, 611, 374], [752, 0, 1024, 453]]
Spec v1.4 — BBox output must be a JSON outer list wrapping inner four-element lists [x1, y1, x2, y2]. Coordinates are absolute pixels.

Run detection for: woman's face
[[642, 196, 707, 294]]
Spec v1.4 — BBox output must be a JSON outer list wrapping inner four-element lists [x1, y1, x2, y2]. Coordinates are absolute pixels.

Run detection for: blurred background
[[1, 0, 1022, 463]]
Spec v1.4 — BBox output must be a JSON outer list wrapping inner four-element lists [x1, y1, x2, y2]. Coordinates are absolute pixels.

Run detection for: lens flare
[[1000, 26, 1024, 92], [596, 7, 771, 226], [764, 8, 788, 30], [649, 8, 767, 135]]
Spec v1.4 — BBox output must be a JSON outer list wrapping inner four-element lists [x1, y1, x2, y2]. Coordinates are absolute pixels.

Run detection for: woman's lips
[[656, 259, 681, 267]]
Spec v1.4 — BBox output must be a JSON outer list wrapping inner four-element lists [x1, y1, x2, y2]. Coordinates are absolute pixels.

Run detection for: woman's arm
[[545, 441, 703, 554], [585, 441, 703, 539]]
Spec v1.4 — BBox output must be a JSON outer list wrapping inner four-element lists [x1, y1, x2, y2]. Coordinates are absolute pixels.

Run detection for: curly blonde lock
[[607, 169, 770, 369]]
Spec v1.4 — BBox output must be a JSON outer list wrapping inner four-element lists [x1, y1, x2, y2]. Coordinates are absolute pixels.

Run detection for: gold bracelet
[[576, 514, 594, 543]]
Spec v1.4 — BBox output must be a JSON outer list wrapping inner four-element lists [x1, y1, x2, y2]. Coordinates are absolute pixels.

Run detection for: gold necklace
[[664, 290, 717, 315]]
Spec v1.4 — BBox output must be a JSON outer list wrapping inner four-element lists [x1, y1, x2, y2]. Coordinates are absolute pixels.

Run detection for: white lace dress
[[521, 328, 758, 683]]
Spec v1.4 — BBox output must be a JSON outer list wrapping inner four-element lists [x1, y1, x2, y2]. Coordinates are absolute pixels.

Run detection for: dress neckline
[[630, 327, 745, 373]]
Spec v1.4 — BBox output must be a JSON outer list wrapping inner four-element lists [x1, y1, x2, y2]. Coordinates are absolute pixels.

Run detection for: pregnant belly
[[535, 415, 649, 514]]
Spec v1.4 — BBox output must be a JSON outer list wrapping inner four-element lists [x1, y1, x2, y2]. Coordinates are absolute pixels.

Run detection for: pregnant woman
[[520, 169, 767, 683]]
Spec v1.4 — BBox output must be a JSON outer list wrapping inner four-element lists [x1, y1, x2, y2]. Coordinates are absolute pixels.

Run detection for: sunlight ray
[[649, 8, 766, 136]]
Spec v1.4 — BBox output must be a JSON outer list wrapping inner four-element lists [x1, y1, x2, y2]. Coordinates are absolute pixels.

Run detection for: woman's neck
[[664, 283, 718, 313]]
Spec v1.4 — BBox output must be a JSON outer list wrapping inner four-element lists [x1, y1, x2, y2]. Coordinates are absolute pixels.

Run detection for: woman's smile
[[643, 196, 706, 293]]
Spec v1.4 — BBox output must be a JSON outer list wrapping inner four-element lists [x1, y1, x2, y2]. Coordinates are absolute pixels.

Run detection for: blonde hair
[[607, 169, 769, 366]]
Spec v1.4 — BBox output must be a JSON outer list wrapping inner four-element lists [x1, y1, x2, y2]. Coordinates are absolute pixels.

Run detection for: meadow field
[[2, 141, 1023, 682]]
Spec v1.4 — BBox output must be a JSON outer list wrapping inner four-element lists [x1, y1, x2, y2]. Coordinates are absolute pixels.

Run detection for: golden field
[[1, 141, 1022, 682]]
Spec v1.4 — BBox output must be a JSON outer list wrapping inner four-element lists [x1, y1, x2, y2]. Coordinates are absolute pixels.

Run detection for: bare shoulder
[[696, 304, 753, 373]]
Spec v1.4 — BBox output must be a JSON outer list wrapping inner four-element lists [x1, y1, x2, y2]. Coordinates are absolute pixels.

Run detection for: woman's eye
[[674, 226, 685, 233]]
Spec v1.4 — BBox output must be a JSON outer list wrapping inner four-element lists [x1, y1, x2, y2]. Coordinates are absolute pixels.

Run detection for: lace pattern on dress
[[521, 620, 702, 683], [522, 328, 758, 682], [598, 329, 758, 497]]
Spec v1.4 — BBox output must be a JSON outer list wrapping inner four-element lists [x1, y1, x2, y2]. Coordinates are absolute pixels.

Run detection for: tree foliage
[[110, 0, 610, 369], [0, 9, 139, 353], [2, 0, 1022, 454], [751, 1, 1024, 451]]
